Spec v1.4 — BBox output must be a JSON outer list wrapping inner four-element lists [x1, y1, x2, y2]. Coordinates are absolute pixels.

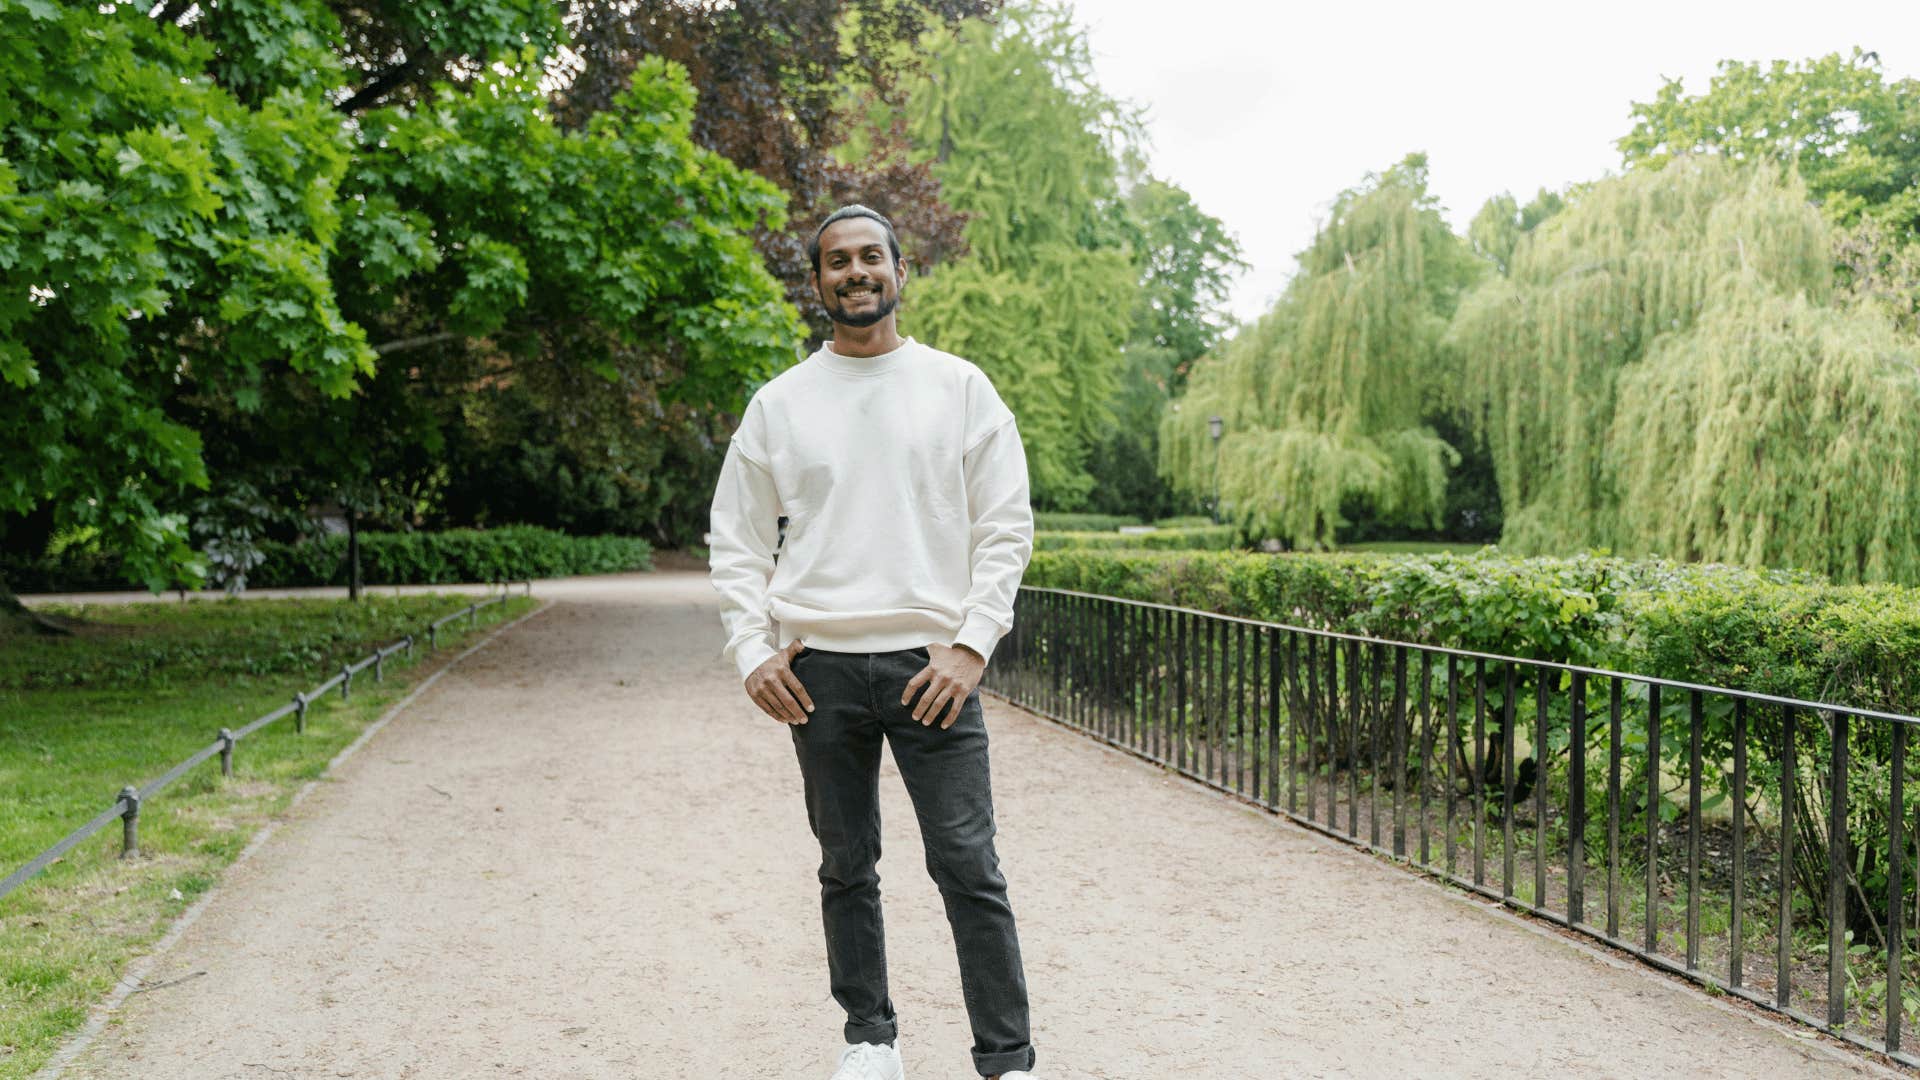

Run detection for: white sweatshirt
[[708, 337, 1035, 681]]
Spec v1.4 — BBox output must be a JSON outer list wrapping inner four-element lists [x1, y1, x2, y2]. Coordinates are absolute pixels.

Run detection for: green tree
[[0, 0, 371, 607], [1163, 154, 1483, 548], [1453, 155, 1920, 582], [898, 1, 1143, 509], [2, 1, 801, 611]]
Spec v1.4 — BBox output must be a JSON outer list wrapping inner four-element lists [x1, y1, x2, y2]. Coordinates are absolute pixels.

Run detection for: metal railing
[[982, 586, 1920, 1066], [0, 582, 532, 904]]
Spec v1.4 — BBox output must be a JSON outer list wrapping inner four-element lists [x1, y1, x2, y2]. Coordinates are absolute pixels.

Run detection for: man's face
[[811, 217, 905, 329]]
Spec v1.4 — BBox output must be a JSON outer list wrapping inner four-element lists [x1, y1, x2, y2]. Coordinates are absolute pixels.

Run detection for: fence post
[[118, 786, 140, 859], [341, 662, 352, 701], [404, 634, 414, 660], [218, 728, 235, 778], [468, 603, 477, 629], [375, 648, 385, 682], [428, 623, 438, 649], [295, 691, 308, 734]]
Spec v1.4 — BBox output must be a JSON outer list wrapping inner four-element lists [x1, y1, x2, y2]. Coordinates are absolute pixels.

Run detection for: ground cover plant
[[0, 593, 536, 1077]]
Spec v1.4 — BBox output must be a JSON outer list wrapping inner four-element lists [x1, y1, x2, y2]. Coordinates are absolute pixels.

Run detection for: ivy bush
[[250, 527, 653, 587]]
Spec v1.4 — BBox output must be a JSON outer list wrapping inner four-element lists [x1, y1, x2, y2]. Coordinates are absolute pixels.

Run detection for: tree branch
[[337, 60, 424, 115], [372, 331, 464, 357]]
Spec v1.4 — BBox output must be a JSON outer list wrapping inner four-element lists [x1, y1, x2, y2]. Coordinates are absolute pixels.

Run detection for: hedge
[[4, 527, 653, 593], [1022, 547, 1920, 715], [249, 527, 653, 587], [1032, 511, 1142, 532], [1034, 526, 1240, 552]]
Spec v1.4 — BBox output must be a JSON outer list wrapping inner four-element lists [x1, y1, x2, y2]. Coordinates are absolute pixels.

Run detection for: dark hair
[[808, 204, 902, 274]]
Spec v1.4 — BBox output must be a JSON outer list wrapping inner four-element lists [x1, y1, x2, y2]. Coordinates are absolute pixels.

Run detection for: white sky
[[1071, 0, 1920, 324]]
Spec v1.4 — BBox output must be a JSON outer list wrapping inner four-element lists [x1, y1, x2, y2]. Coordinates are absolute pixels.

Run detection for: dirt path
[[54, 573, 1893, 1079]]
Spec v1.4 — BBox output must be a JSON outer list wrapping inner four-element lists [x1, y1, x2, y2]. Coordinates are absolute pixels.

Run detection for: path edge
[[35, 598, 555, 1079]]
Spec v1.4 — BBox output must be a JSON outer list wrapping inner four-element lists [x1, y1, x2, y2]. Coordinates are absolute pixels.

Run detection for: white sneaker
[[829, 1039, 905, 1080], [1000, 1072, 1037, 1080]]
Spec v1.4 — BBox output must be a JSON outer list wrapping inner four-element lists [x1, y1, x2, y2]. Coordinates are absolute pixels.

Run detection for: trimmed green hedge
[[4, 527, 653, 593], [1023, 548, 1920, 714], [1032, 512, 1143, 532], [250, 527, 652, 587], [1034, 526, 1240, 552]]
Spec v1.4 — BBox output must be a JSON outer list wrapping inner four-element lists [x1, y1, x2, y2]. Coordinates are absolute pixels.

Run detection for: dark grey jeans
[[788, 645, 1035, 1077]]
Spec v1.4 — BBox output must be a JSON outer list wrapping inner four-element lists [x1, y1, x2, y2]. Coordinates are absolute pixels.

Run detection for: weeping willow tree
[[1160, 154, 1483, 547], [893, 2, 1140, 508], [1453, 156, 1920, 581]]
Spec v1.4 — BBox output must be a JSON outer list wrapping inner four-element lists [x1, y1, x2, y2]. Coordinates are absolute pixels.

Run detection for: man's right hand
[[746, 639, 815, 724]]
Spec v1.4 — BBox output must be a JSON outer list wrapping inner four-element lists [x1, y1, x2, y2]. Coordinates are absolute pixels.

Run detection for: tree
[[895, 2, 1143, 509], [0, 0, 371, 609], [558, 0, 996, 338], [1453, 155, 1920, 582], [1619, 49, 1920, 326], [2, 1, 801, 612], [1162, 154, 1484, 548]]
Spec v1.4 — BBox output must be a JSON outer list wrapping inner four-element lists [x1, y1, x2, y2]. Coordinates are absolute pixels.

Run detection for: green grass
[[1338, 541, 1491, 555], [0, 592, 537, 1077]]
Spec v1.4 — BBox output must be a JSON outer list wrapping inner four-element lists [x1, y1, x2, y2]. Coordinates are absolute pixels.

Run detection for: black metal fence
[[981, 586, 1920, 1065], [0, 584, 532, 904]]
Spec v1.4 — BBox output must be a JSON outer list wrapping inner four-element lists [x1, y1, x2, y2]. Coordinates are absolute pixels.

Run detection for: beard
[[824, 286, 900, 328]]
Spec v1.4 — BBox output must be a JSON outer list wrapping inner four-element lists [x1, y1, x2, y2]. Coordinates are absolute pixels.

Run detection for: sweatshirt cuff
[[952, 611, 1006, 666], [732, 636, 778, 682]]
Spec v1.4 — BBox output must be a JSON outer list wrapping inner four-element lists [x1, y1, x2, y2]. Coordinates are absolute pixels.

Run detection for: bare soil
[[54, 573, 1898, 1079]]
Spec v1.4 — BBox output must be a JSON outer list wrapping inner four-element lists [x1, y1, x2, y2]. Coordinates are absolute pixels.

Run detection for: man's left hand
[[903, 642, 985, 729]]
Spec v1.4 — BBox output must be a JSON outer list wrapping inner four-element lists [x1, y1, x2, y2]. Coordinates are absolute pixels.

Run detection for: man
[[707, 205, 1039, 1080]]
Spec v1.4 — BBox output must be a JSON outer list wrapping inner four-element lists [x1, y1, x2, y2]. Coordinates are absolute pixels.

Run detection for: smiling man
[[707, 205, 1039, 1080]]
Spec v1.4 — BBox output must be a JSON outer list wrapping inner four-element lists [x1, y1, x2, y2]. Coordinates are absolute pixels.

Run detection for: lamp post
[[1208, 415, 1224, 524]]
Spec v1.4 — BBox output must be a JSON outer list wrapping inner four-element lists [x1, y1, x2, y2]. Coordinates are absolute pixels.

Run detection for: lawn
[[0, 592, 538, 1077]]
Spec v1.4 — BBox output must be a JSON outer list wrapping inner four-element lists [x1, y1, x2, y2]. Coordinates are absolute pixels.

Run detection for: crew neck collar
[[814, 336, 919, 377]]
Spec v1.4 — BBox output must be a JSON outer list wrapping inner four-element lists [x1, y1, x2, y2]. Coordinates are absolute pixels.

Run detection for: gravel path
[[55, 573, 1894, 1079]]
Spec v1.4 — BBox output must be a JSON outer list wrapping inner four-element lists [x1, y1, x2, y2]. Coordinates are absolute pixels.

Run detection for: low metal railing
[[982, 586, 1920, 1066], [0, 582, 532, 904]]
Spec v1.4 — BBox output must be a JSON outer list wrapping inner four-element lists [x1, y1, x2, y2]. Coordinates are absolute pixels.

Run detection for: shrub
[[250, 527, 653, 587], [1032, 512, 1142, 532], [1034, 526, 1240, 553]]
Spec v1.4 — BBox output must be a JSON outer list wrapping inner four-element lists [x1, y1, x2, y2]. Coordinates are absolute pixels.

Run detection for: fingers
[[760, 681, 807, 724], [938, 692, 966, 730], [780, 666, 814, 715], [915, 684, 954, 725], [902, 664, 931, 708]]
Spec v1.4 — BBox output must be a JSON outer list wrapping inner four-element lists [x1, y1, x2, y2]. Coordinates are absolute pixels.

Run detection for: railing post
[[428, 622, 438, 649], [468, 603, 477, 628], [375, 648, 385, 682], [118, 786, 140, 859], [218, 728, 235, 778], [405, 634, 415, 660], [295, 691, 308, 734], [341, 662, 352, 701]]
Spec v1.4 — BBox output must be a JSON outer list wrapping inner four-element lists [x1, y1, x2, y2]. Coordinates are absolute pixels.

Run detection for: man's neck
[[829, 318, 904, 359]]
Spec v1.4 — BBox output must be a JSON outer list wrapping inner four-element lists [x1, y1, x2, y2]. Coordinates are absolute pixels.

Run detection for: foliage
[[1032, 512, 1141, 531], [898, 2, 1144, 509], [1162, 154, 1485, 548], [1618, 50, 1920, 241], [1454, 156, 1920, 583], [1034, 526, 1240, 553], [248, 527, 652, 588], [0, 1, 370, 590], [559, 0, 996, 336]]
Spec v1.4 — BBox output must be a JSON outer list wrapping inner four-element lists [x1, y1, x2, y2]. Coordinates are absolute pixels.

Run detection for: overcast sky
[[1071, 0, 1920, 324]]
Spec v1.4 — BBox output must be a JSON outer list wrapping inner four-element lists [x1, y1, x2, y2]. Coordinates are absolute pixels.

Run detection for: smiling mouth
[[839, 287, 877, 299]]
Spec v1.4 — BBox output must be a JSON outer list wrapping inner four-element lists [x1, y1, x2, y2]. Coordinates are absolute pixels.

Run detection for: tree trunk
[[0, 573, 76, 635], [348, 509, 362, 602]]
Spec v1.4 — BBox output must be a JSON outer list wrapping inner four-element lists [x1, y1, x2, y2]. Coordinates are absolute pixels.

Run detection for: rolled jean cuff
[[972, 1044, 1035, 1077], [845, 1016, 897, 1047]]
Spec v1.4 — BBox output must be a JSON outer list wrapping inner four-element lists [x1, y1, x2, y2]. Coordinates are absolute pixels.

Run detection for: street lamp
[[1208, 415, 1224, 524]]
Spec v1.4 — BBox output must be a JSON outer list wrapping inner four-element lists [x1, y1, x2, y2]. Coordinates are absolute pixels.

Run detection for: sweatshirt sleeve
[[708, 402, 783, 681], [951, 415, 1034, 664]]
